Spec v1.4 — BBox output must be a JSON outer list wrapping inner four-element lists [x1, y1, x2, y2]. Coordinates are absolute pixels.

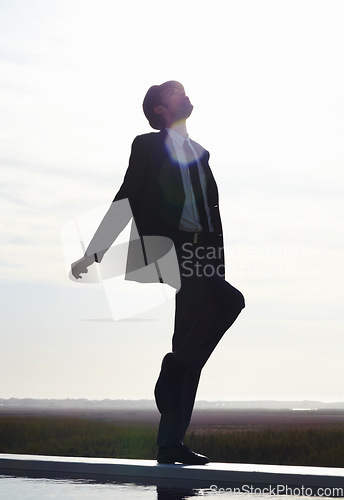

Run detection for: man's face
[[159, 82, 193, 122]]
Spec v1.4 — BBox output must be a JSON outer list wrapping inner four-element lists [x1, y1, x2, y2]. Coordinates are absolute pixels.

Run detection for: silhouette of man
[[71, 81, 245, 465]]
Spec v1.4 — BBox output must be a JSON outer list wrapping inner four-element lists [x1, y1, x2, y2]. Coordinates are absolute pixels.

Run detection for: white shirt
[[165, 128, 214, 232]]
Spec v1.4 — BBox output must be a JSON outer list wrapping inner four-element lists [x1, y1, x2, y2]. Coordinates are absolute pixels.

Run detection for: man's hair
[[142, 81, 181, 130]]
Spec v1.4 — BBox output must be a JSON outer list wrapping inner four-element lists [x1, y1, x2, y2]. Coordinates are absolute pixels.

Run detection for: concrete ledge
[[1, 454, 344, 492]]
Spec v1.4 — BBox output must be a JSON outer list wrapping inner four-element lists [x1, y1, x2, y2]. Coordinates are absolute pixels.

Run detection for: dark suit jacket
[[113, 130, 224, 273], [85, 129, 225, 286]]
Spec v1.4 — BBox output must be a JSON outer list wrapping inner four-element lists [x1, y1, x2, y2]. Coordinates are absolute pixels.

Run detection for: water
[[1, 475, 336, 499], [0, 475, 156, 499], [0, 475, 209, 499]]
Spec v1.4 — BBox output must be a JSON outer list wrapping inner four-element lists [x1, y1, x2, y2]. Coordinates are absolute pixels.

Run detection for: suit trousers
[[155, 237, 245, 446]]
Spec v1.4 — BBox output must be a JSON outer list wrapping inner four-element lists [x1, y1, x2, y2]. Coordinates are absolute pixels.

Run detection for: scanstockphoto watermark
[[228, 243, 313, 261], [180, 242, 225, 278], [209, 484, 344, 497], [228, 242, 313, 279]]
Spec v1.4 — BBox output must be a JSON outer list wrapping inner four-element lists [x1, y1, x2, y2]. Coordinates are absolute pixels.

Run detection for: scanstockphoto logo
[[209, 484, 344, 497], [229, 242, 312, 279], [180, 242, 225, 278], [61, 199, 181, 321]]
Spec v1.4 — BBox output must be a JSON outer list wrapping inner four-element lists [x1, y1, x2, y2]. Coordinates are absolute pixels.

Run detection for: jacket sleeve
[[114, 135, 149, 213]]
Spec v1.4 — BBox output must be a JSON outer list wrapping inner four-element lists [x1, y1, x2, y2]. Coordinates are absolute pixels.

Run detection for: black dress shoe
[[156, 444, 209, 465]]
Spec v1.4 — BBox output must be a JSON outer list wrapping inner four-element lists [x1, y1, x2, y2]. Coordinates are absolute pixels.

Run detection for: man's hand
[[71, 255, 96, 279]]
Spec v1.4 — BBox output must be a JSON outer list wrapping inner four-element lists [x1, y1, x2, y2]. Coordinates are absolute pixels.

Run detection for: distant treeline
[[2, 398, 344, 409], [1, 416, 344, 467]]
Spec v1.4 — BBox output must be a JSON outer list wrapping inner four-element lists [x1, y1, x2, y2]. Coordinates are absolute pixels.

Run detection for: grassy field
[[1, 415, 344, 467]]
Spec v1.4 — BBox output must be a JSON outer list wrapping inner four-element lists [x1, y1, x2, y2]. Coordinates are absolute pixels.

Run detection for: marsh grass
[[186, 428, 344, 467], [0, 416, 157, 459], [1, 416, 344, 467]]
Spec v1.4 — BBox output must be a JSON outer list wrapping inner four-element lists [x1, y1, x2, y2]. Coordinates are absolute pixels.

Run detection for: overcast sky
[[1, 0, 343, 402]]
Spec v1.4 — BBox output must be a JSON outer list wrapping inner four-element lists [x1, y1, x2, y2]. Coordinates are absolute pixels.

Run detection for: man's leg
[[156, 276, 244, 445], [173, 276, 245, 372], [155, 243, 245, 462], [155, 360, 200, 447], [155, 280, 205, 447]]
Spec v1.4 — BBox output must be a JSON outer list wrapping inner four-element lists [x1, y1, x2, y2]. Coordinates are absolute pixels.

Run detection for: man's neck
[[166, 120, 188, 139]]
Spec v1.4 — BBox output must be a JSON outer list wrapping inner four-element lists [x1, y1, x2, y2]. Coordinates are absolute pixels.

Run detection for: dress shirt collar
[[166, 128, 190, 149]]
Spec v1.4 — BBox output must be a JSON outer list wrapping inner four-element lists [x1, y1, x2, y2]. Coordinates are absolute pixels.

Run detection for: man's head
[[143, 81, 193, 130]]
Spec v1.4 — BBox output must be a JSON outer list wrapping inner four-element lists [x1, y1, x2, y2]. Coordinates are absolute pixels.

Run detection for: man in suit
[[72, 81, 245, 465]]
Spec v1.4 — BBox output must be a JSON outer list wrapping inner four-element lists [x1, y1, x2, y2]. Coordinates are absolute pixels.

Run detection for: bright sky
[[1, 0, 343, 402]]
